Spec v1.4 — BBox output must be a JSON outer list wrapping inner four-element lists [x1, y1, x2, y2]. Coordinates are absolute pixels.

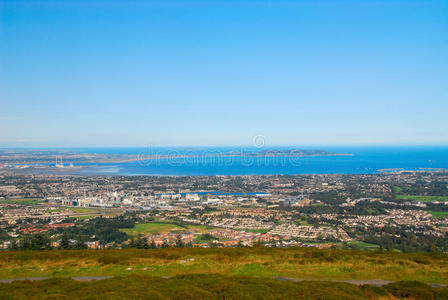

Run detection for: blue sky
[[1, 0, 447, 147]]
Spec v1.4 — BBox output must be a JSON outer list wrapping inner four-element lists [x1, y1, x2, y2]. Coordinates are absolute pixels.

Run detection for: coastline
[[1, 146, 447, 177], [1, 152, 354, 165]]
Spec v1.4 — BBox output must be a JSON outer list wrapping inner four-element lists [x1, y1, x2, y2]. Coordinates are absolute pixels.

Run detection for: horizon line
[[1, 144, 448, 149]]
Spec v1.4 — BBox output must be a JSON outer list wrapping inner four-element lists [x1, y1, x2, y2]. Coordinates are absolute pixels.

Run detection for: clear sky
[[1, 0, 447, 147]]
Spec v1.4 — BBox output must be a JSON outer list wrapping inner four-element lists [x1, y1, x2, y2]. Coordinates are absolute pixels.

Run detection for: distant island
[[226, 149, 353, 157], [0, 148, 352, 165]]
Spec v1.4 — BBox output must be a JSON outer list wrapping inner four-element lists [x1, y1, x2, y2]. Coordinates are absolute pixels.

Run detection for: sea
[[61, 146, 448, 176]]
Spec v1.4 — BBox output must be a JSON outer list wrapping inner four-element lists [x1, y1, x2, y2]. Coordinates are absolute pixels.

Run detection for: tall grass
[[1, 274, 447, 299], [0, 248, 447, 284]]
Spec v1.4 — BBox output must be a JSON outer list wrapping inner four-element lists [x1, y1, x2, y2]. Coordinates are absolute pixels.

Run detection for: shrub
[[384, 281, 435, 299]]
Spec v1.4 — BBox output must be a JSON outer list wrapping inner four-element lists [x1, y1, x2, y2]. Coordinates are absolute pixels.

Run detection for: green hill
[[0, 248, 447, 299]]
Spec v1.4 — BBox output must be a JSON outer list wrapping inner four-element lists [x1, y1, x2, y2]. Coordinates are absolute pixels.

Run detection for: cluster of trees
[[127, 237, 158, 249], [9, 234, 52, 250], [397, 179, 448, 197], [298, 203, 386, 216], [127, 235, 188, 249], [8, 232, 87, 250], [58, 232, 87, 250], [0, 229, 10, 241], [1, 215, 138, 250], [60, 216, 135, 244], [360, 226, 447, 252], [311, 191, 345, 205]]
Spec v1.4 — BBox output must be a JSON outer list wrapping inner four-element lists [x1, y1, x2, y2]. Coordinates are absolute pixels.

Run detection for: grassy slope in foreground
[[2, 274, 448, 300], [0, 248, 447, 284]]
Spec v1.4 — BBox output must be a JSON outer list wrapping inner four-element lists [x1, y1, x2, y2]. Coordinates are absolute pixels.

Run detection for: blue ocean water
[[71, 146, 448, 176]]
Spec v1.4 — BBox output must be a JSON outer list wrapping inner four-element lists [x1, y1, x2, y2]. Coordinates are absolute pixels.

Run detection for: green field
[[396, 195, 448, 202], [68, 207, 102, 214], [293, 219, 313, 226], [345, 241, 380, 250], [72, 215, 97, 219], [0, 198, 43, 206], [120, 222, 210, 237], [430, 211, 448, 219], [121, 222, 185, 236], [186, 224, 211, 233], [393, 186, 403, 193]]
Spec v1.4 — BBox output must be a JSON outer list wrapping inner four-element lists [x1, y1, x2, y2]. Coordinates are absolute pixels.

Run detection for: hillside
[[1, 247, 448, 299]]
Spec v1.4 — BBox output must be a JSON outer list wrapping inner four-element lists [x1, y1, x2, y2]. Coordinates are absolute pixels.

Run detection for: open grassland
[[0, 248, 447, 285], [345, 241, 380, 250], [120, 222, 210, 237], [1, 274, 448, 299], [72, 215, 97, 219], [120, 222, 184, 236], [0, 198, 43, 206], [66, 207, 102, 219], [430, 211, 448, 219], [66, 207, 123, 219], [68, 207, 102, 214], [396, 195, 448, 202]]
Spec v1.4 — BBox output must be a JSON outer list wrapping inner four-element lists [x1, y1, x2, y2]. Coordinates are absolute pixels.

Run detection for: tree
[[8, 240, 18, 250], [59, 232, 71, 249], [19, 236, 32, 250], [200, 233, 214, 241], [74, 234, 87, 249], [175, 235, 184, 248], [138, 237, 149, 249], [31, 234, 51, 250]]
